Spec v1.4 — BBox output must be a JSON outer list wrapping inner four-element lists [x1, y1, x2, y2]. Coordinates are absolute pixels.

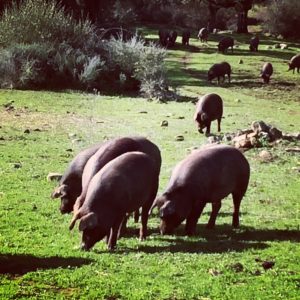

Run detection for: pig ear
[[160, 201, 175, 218], [149, 196, 167, 215], [69, 212, 81, 231], [201, 113, 208, 122], [79, 212, 98, 231], [51, 184, 67, 199]]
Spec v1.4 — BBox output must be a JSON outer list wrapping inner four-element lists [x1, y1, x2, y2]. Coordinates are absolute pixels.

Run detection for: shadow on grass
[[112, 224, 300, 254], [0, 254, 93, 275]]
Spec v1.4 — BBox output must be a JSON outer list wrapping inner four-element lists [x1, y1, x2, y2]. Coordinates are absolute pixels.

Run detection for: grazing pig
[[218, 37, 234, 54], [69, 152, 159, 251], [260, 62, 273, 83], [194, 93, 223, 135], [158, 29, 170, 47], [182, 30, 191, 46], [249, 36, 259, 52], [151, 144, 250, 236], [208, 61, 231, 84], [198, 27, 208, 43], [169, 30, 178, 47], [73, 137, 161, 215], [288, 54, 300, 73], [51, 143, 103, 214]]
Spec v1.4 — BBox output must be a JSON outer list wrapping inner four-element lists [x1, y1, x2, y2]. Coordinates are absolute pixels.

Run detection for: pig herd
[[52, 136, 250, 251], [158, 27, 300, 85]]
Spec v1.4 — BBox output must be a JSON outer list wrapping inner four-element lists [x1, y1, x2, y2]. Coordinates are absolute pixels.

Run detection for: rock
[[66, 148, 73, 152], [259, 150, 273, 162], [33, 128, 42, 132], [177, 116, 185, 119], [238, 59, 243, 64], [285, 147, 300, 153], [139, 111, 148, 114], [223, 134, 233, 142], [47, 172, 63, 182], [235, 99, 241, 103], [175, 135, 184, 141], [251, 121, 270, 134], [72, 138, 82, 144], [237, 139, 252, 149], [231, 263, 244, 272], [262, 261, 275, 270], [274, 43, 280, 49], [13, 163, 22, 169], [24, 129, 30, 134], [68, 133, 77, 138], [250, 136, 260, 147], [161, 120, 168, 127], [268, 127, 282, 141], [280, 43, 288, 50]]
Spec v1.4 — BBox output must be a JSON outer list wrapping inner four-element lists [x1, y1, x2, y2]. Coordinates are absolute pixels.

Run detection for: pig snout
[[60, 199, 73, 214]]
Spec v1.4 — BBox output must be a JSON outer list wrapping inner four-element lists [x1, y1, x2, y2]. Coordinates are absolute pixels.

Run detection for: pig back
[[167, 145, 250, 203], [84, 151, 158, 214], [196, 93, 223, 120]]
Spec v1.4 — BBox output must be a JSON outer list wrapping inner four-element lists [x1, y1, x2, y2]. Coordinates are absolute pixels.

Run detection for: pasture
[[0, 32, 299, 299]]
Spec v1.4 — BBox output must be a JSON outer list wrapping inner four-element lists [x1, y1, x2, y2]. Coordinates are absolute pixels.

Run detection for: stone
[[238, 59, 243, 64], [251, 121, 270, 133], [250, 136, 260, 147], [268, 127, 282, 141], [259, 150, 273, 162], [161, 120, 168, 127], [280, 43, 288, 50], [24, 129, 30, 134], [47, 172, 63, 182], [175, 135, 184, 141]]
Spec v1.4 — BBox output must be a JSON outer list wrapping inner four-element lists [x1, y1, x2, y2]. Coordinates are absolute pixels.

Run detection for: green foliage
[[0, 0, 93, 47], [263, 0, 300, 38]]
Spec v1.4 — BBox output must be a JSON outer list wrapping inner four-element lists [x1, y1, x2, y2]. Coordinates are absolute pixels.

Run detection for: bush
[[263, 0, 300, 38], [0, 0, 94, 47]]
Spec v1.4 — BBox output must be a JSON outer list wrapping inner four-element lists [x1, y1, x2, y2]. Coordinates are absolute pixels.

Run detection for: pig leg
[[206, 201, 222, 229], [139, 205, 150, 240], [205, 122, 211, 136], [227, 73, 231, 83], [185, 202, 206, 236], [217, 118, 221, 132], [107, 214, 125, 251], [134, 209, 140, 223], [232, 192, 242, 228], [118, 214, 129, 238]]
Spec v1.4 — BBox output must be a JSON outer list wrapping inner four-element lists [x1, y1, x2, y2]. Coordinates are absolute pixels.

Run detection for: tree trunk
[[237, 9, 249, 33], [207, 3, 219, 32]]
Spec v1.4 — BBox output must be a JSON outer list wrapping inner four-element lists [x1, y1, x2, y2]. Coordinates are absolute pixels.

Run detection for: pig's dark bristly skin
[[249, 36, 259, 52], [152, 145, 250, 236], [288, 54, 300, 74], [73, 137, 161, 217], [207, 62, 231, 84], [51, 143, 102, 214], [194, 93, 223, 136], [261, 62, 273, 84], [218, 37, 234, 54], [69, 152, 159, 251], [198, 28, 208, 43]]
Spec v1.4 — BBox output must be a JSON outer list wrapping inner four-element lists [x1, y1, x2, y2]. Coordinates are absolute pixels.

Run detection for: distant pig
[[182, 30, 191, 46], [260, 62, 273, 83], [198, 27, 208, 43], [249, 36, 259, 52], [73, 137, 161, 215], [218, 37, 234, 54], [69, 152, 159, 251], [51, 143, 102, 214], [151, 144, 250, 236], [194, 93, 223, 135], [208, 61, 231, 84], [288, 54, 300, 73]]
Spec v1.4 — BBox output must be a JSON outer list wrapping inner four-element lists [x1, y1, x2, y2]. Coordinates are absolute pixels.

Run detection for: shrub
[[0, 0, 94, 47], [263, 0, 300, 38]]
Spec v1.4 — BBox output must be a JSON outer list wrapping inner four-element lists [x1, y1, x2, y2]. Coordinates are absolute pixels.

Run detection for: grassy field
[[0, 31, 299, 299]]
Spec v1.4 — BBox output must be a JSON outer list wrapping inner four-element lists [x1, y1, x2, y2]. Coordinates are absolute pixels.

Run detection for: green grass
[[0, 31, 299, 299]]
